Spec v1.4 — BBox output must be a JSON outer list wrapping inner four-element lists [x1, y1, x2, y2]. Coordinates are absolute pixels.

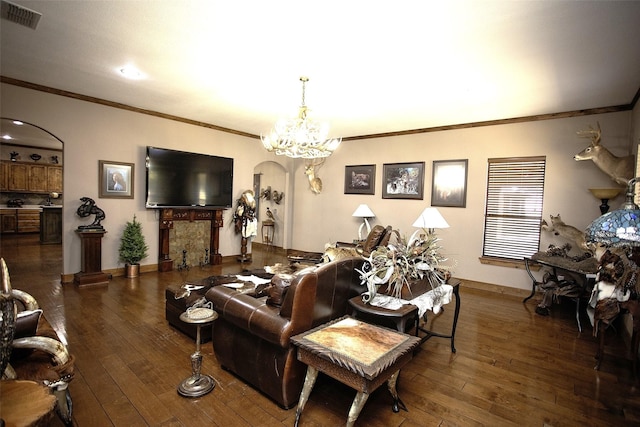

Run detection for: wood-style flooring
[[1, 234, 639, 426]]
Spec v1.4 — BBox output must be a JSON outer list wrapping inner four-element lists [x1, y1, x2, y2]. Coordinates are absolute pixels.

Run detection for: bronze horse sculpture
[[76, 197, 106, 229]]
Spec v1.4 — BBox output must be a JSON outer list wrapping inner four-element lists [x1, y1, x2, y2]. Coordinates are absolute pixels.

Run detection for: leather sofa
[[205, 256, 365, 408]]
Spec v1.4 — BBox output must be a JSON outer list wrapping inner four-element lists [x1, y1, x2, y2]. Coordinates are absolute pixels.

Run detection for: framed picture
[[99, 160, 134, 199], [382, 162, 425, 199], [431, 159, 468, 208], [344, 164, 376, 195]]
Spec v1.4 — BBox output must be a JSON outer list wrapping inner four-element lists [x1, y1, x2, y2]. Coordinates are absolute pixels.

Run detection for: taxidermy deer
[[541, 214, 592, 253], [304, 158, 325, 194], [574, 122, 635, 186]]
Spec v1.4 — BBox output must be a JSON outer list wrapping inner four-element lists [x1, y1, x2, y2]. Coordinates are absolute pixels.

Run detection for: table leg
[[346, 391, 370, 427], [294, 366, 318, 427], [386, 370, 407, 413]]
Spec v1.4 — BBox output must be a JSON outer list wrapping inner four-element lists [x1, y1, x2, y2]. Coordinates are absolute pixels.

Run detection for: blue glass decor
[[586, 209, 640, 247], [585, 177, 640, 247]]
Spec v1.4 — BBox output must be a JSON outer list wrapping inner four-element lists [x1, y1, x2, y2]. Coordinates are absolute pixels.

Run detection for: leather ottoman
[[165, 271, 273, 342], [165, 277, 216, 342]]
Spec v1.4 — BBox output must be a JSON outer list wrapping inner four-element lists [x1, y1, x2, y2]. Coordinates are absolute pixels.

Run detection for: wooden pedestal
[[74, 229, 110, 287]]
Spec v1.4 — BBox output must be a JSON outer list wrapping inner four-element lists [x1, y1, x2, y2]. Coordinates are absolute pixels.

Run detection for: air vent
[[1, 0, 42, 30]]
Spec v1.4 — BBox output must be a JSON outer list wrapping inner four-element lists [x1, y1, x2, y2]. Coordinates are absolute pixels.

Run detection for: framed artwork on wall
[[431, 159, 468, 208], [99, 160, 134, 199], [344, 164, 376, 195], [382, 162, 425, 199]]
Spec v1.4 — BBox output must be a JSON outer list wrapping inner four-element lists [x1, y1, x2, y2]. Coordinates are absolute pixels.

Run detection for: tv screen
[[145, 146, 233, 208]]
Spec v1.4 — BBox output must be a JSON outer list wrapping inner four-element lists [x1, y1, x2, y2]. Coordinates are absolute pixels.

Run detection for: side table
[[291, 316, 421, 427], [350, 280, 460, 353], [178, 307, 218, 397], [261, 220, 275, 249]]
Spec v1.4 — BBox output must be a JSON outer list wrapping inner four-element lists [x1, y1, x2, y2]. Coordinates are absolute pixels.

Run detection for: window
[[482, 156, 546, 260]]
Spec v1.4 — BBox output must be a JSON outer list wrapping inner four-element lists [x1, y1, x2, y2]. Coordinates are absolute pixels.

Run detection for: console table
[[158, 208, 223, 272]]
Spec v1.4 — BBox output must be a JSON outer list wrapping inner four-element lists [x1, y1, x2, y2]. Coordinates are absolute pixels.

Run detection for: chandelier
[[261, 77, 342, 159]]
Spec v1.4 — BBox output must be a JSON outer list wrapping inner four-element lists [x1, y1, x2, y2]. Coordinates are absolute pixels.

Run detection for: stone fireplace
[[158, 208, 223, 271]]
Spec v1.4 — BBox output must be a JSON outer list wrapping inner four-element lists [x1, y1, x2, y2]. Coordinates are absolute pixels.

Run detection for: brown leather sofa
[[205, 256, 365, 408]]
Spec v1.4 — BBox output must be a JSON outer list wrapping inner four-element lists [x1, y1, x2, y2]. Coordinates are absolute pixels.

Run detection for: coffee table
[[291, 316, 421, 427]]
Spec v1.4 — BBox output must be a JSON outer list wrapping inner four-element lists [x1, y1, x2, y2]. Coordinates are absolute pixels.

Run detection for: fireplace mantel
[[158, 208, 224, 272]]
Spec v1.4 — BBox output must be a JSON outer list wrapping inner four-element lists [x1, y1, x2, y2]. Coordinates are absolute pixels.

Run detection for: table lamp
[[586, 177, 640, 247], [352, 204, 375, 240], [408, 207, 449, 245], [412, 207, 450, 234]]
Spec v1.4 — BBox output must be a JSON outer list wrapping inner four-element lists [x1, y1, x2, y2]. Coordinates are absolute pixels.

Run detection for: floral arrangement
[[356, 228, 453, 302]]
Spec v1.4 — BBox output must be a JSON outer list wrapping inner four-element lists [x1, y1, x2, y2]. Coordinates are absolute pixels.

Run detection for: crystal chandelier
[[261, 77, 341, 159]]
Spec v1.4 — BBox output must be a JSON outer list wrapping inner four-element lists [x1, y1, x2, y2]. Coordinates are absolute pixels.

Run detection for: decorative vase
[[378, 277, 430, 300], [125, 263, 139, 278]]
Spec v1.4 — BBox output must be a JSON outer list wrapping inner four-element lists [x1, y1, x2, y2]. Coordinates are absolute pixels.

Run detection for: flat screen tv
[[145, 146, 233, 208]]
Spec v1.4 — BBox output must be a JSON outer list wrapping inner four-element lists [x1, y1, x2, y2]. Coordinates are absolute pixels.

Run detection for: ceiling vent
[[1, 0, 42, 30]]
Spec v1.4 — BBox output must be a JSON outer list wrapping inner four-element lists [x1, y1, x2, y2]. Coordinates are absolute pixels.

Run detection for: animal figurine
[[541, 214, 592, 253], [76, 197, 105, 229], [574, 122, 635, 186], [304, 158, 325, 194], [272, 190, 284, 204], [260, 186, 271, 200], [266, 207, 275, 221]]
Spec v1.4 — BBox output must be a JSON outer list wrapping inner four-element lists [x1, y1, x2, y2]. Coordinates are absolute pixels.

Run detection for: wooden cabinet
[[0, 162, 8, 191], [8, 163, 28, 191], [17, 209, 41, 233], [40, 208, 62, 244], [29, 164, 48, 193], [47, 166, 63, 193], [0, 161, 63, 194], [1, 209, 17, 233]]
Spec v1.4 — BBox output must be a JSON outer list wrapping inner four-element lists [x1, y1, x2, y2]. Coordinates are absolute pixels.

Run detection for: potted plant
[[119, 215, 148, 278]]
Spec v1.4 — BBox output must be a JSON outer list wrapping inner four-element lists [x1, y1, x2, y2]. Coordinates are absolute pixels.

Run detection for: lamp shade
[[352, 204, 375, 218], [412, 207, 449, 229], [585, 177, 640, 247], [585, 209, 640, 247]]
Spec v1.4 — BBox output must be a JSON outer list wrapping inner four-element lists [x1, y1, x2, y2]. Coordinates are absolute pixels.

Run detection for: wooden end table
[[291, 316, 421, 427]]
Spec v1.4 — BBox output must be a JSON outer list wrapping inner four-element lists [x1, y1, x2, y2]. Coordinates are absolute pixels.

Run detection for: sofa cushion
[[267, 274, 293, 307], [15, 309, 42, 339]]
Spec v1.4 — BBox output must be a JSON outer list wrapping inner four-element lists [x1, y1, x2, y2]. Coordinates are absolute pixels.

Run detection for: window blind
[[483, 157, 546, 260]]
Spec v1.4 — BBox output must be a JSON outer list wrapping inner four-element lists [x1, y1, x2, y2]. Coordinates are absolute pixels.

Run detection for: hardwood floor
[[1, 234, 639, 426]]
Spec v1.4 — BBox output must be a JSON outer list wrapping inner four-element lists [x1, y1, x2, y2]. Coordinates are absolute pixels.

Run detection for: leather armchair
[[205, 256, 365, 408]]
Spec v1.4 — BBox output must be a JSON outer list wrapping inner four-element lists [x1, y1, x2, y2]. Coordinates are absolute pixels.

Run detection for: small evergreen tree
[[119, 215, 148, 265]]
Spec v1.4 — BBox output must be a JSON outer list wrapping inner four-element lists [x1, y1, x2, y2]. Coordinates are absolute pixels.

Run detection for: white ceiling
[[1, 1, 640, 139]]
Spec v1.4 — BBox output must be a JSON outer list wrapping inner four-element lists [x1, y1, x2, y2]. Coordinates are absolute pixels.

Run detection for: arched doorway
[[253, 160, 291, 250], [0, 118, 64, 282]]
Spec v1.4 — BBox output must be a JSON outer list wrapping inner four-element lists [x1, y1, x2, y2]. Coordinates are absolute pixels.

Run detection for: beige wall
[[1, 82, 636, 292]]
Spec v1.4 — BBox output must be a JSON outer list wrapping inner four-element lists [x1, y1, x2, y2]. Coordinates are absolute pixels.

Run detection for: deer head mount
[[574, 122, 634, 186], [304, 158, 325, 194]]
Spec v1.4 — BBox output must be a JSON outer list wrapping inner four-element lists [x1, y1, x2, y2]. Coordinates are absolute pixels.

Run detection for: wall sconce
[[352, 204, 375, 240]]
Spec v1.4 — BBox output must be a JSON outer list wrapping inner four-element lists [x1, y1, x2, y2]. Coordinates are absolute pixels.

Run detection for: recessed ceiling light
[[12, 120, 23, 125], [118, 65, 146, 80], [2, 134, 12, 140]]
